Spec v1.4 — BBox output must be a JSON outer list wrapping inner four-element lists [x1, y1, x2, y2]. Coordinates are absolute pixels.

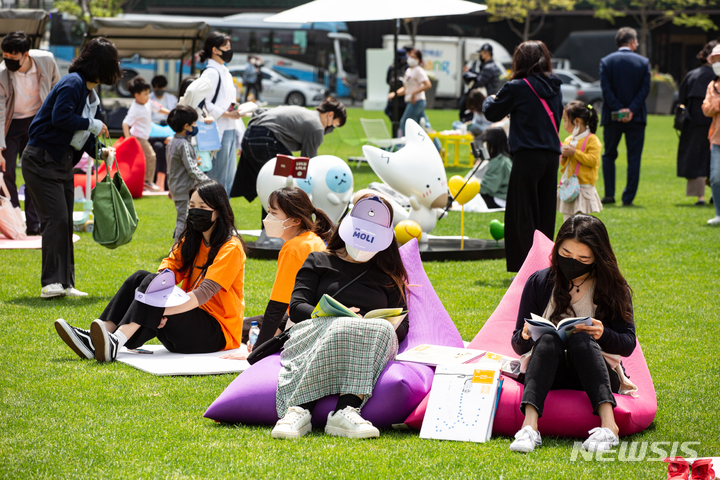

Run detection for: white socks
[[114, 330, 128, 348]]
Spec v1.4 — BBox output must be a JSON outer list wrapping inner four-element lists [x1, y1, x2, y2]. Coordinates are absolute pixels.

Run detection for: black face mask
[[4, 58, 21, 72], [187, 208, 216, 232], [324, 126, 335, 135], [219, 49, 234, 63], [557, 255, 594, 281], [153, 89, 165, 98]]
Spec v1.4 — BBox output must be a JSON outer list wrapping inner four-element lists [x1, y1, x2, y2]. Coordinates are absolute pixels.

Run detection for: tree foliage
[[54, 0, 123, 23], [591, 0, 717, 56], [485, 0, 577, 41]]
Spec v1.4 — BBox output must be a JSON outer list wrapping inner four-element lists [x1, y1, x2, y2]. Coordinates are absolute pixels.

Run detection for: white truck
[[381, 34, 513, 99]]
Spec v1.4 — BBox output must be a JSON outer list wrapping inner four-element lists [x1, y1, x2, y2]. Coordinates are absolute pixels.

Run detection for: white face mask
[[263, 213, 292, 238], [713, 63, 720, 76], [571, 122, 581, 137], [407, 57, 419, 68], [345, 243, 377, 263]]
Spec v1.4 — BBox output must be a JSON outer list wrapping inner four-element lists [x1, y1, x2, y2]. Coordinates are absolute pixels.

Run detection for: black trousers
[[481, 193, 502, 209], [520, 333, 620, 417], [100, 270, 226, 353], [602, 122, 646, 204], [21, 146, 75, 287], [3, 116, 39, 231], [504, 149, 558, 272], [230, 125, 291, 202]]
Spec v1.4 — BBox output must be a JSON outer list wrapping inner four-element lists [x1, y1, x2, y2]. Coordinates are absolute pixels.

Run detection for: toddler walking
[[122, 76, 169, 192], [558, 101, 603, 221], [166, 105, 209, 238]]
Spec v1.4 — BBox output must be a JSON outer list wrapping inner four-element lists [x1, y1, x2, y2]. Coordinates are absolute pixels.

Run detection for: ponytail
[[310, 207, 335, 243], [199, 31, 230, 63], [564, 100, 599, 134]]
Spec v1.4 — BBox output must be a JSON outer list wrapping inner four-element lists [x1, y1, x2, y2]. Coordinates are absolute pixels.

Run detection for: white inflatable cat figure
[[255, 157, 297, 212], [361, 119, 448, 242], [304, 155, 354, 223]]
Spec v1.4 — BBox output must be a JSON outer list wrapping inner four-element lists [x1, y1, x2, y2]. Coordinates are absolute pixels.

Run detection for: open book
[[230, 101, 259, 117], [526, 312, 592, 343], [311, 294, 407, 329]]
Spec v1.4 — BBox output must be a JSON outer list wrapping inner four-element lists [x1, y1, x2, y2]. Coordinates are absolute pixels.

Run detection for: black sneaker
[[90, 319, 119, 362], [600, 197, 615, 204], [55, 319, 95, 360]]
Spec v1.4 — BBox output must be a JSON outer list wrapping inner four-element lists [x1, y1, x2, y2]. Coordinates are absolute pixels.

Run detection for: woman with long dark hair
[[483, 41, 563, 272], [509, 215, 636, 453], [270, 195, 409, 440], [389, 48, 431, 136], [21, 37, 121, 298], [221, 186, 334, 356], [198, 32, 242, 195], [677, 40, 716, 206], [54, 180, 247, 362]]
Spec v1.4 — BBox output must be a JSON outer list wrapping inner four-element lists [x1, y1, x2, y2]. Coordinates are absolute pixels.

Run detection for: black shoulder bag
[[247, 268, 370, 365]]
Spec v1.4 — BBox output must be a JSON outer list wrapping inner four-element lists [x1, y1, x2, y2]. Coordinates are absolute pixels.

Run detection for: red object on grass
[[95, 136, 146, 199]]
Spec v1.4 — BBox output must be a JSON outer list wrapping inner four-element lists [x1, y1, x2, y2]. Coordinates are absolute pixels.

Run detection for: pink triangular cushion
[[405, 230, 657, 437]]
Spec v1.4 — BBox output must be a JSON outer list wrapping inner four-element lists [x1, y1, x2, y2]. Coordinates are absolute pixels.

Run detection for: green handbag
[[92, 147, 139, 249]]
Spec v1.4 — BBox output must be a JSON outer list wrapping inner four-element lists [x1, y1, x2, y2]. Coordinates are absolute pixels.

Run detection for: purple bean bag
[[204, 238, 465, 428], [405, 230, 657, 438]]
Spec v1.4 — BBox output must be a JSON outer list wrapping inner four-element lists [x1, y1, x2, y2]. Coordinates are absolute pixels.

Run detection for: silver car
[[555, 69, 603, 111], [229, 65, 327, 107]]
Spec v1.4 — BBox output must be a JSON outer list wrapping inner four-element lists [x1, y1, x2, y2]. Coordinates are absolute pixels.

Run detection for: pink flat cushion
[[97, 137, 146, 199], [204, 239, 463, 426], [405, 230, 657, 437]]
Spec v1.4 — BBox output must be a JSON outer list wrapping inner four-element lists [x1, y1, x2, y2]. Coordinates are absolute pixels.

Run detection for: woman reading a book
[[509, 215, 636, 454], [54, 180, 246, 362], [270, 195, 409, 440], [221, 186, 333, 357]]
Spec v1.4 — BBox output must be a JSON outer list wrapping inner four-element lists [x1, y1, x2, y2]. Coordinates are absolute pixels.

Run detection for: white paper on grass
[[420, 363, 501, 443], [116, 344, 250, 376]]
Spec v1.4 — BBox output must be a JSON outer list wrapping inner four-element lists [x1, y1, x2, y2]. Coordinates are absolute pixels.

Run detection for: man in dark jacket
[[460, 44, 502, 121], [599, 27, 651, 206]]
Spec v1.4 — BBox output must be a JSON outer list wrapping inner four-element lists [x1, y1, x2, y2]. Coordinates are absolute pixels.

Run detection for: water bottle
[[249, 321, 260, 348]]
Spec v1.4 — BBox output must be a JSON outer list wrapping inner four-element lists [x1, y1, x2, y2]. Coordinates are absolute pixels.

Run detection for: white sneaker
[[41, 283, 66, 298], [582, 427, 619, 452], [325, 407, 379, 439], [509, 425, 542, 453], [707, 216, 720, 226], [271, 406, 312, 439], [65, 287, 88, 297]]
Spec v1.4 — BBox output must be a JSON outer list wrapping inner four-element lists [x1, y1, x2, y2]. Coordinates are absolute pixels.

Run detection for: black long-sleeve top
[[289, 252, 409, 342], [511, 268, 636, 357]]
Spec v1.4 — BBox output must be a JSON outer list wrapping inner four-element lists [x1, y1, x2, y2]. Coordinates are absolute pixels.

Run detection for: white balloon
[[362, 119, 448, 241], [255, 157, 296, 212], [306, 155, 354, 223]]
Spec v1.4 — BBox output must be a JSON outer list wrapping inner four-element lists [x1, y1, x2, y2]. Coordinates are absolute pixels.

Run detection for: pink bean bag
[[204, 238, 465, 428], [96, 137, 146, 199], [404, 231, 657, 438]]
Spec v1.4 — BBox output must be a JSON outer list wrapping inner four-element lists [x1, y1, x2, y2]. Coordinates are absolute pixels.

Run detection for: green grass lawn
[[1, 111, 719, 479]]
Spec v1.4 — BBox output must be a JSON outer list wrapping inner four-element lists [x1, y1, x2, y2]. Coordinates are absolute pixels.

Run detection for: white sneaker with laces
[[509, 425, 542, 453], [271, 406, 312, 439], [65, 287, 88, 297], [582, 427, 619, 452], [707, 216, 720, 226], [41, 283, 66, 298], [325, 407, 380, 439]]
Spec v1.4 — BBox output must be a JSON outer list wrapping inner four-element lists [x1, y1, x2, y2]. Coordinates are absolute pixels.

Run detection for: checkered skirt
[[276, 316, 398, 417]]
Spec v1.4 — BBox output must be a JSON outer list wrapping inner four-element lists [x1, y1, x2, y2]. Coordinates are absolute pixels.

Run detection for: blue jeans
[[711, 145, 720, 217], [399, 99, 426, 137], [206, 129, 237, 195]]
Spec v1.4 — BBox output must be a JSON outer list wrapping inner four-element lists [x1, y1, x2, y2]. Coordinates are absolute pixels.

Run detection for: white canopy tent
[[0, 9, 49, 50], [264, 0, 487, 134]]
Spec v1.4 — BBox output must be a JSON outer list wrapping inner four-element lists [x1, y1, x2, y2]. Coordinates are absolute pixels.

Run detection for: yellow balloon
[[394, 220, 423, 245], [448, 175, 480, 205]]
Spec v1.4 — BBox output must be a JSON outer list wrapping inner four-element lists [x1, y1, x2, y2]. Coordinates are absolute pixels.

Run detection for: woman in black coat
[[484, 41, 563, 272], [677, 41, 717, 205]]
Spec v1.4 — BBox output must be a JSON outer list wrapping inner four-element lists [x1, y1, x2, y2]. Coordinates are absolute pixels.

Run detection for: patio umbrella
[[264, 0, 487, 135]]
